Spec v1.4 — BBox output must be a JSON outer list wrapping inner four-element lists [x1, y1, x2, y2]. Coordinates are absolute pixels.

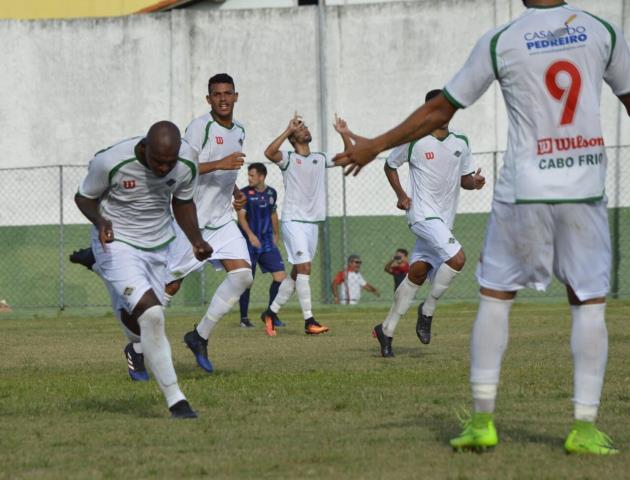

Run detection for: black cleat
[[240, 318, 255, 328], [169, 400, 198, 419], [416, 302, 433, 345], [373, 323, 394, 357], [184, 328, 214, 373], [124, 342, 149, 381], [69, 247, 96, 271]]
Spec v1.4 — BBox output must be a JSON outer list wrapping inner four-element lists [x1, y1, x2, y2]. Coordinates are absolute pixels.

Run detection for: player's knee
[[137, 305, 165, 330], [408, 262, 428, 285], [447, 250, 466, 271], [165, 280, 182, 296], [296, 263, 311, 275], [229, 268, 254, 290]]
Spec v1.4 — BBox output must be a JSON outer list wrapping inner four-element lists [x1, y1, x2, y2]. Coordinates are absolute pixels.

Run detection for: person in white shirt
[[331, 254, 380, 305], [164, 73, 253, 375], [370, 89, 484, 357], [260, 114, 349, 336], [75, 121, 212, 419], [334, 0, 630, 455]]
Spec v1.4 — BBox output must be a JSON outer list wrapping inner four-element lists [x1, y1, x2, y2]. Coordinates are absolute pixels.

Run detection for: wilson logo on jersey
[[537, 136, 604, 155], [215, 136, 224, 144], [122, 180, 136, 189], [425, 152, 435, 160], [296, 158, 302, 165]]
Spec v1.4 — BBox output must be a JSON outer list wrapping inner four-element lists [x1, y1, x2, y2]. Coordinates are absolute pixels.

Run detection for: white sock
[[470, 294, 513, 413], [196, 268, 253, 339], [132, 342, 143, 354], [295, 274, 313, 320], [137, 305, 185, 407], [116, 309, 142, 353], [422, 263, 460, 316], [270, 277, 296, 314], [571, 303, 607, 422], [163, 292, 173, 307], [382, 277, 420, 337]]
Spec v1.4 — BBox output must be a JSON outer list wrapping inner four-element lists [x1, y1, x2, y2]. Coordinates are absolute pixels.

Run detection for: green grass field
[[2, 302, 629, 479]]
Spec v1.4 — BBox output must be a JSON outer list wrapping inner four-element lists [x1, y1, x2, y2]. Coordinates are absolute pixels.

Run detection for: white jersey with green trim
[[444, 3, 630, 203], [387, 132, 474, 228], [277, 150, 335, 222], [78, 136, 198, 250], [184, 112, 245, 228]]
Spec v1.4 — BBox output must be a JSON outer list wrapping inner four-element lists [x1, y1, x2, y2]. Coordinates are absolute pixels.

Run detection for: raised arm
[[265, 113, 302, 163]]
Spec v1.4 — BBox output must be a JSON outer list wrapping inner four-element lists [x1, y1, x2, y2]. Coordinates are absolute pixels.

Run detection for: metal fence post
[[58, 165, 65, 310], [611, 145, 621, 299], [200, 270, 206, 306]]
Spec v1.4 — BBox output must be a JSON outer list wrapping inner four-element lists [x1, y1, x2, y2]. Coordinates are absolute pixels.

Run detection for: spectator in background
[[384, 248, 409, 291], [332, 254, 380, 305]]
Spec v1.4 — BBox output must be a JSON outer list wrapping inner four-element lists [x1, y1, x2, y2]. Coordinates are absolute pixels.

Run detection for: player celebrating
[[75, 121, 212, 418], [260, 114, 349, 336], [237, 163, 287, 329], [335, 0, 630, 455], [371, 89, 484, 357], [165, 73, 253, 373]]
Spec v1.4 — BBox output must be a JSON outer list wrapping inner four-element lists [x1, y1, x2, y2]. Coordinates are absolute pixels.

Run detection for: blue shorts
[[249, 247, 285, 275]]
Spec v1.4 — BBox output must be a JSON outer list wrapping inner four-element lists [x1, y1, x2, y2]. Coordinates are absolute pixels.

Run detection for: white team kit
[[387, 133, 474, 278], [166, 113, 250, 282], [337, 270, 368, 305], [444, 4, 630, 300], [78, 137, 198, 312], [277, 150, 335, 264]]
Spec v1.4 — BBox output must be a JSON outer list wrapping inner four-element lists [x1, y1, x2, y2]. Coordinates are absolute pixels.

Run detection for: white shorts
[[476, 200, 611, 301], [92, 231, 168, 314], [409, 219, 462, 282], [166, 220, 250, 283], [282, 221, 319, 265]]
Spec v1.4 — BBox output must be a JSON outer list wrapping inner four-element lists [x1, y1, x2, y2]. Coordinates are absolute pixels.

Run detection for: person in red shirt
[[384, 248, 409, 291]]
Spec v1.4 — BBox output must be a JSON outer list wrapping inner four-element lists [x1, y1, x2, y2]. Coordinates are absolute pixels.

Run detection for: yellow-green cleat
[[450, 412, 498, 452], [564, 420, 619, 455]]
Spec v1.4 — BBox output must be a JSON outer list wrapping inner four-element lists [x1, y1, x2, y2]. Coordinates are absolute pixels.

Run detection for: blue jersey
[[240, 185, 277, 253]]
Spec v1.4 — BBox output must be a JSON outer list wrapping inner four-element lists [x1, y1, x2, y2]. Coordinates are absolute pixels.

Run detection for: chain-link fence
[[2, 147, 629, 309]]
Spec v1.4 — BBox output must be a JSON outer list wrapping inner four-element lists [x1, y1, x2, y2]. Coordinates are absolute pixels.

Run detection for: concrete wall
[[1, 0, 629, 225]]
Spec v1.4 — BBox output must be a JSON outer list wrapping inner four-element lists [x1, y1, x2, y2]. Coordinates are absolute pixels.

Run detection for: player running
[[237, 163, 287, 329], [75, 121, 212, 418], [335, 0, 630, 455], [260, 113, 349, 336], [370, 89, 484, 357], [165, 73, 253, 374]]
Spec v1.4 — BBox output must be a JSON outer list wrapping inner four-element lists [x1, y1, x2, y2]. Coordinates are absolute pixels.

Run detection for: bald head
[[143, 121, 181, 177]]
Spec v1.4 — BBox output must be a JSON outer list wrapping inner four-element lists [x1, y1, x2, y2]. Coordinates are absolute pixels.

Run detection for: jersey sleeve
[[277, 150, 291, 170], [78, 154, 110, 199], [443, 28, 497, 109], [270, 188, 278, 212], [460, 143, 475, 176], [604, 23, 630, 96], [386, 144, 409, 169], [183, 118, 206, 155], [324, 152, 336, 168], [172, 162, 198, 201]]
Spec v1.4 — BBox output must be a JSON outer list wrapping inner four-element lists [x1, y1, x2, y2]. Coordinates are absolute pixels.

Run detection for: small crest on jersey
[[269, 197, 274, 205], [166, 179, 176, 187], [313, 159, 318, 164], [425, 152, 435, 160], [248, 189, 255, 195], [448, 238, 455, 244], [122, 180, 136, 189], [215, 136, 224, 145], [123, 286, 135, 296], [454, 151, 462, 157]]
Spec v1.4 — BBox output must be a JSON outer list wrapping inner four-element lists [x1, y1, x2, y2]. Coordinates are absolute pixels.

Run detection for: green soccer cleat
[[450, 412, 498, 452], [564, 420, 619, 455]]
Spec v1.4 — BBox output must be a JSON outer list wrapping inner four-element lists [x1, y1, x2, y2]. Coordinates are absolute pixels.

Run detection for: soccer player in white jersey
[[335, 0, 630, 455], [164, 73, 253, 374], [260, 114, 350, 336], [371, 89, 485, 357], [75, 121, 212, 418]]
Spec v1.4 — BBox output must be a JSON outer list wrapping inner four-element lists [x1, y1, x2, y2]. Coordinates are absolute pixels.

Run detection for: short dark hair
[[208, 73, 235, 95], [425, 89, 442, 102], [248, 162, 267, 176], [396, 248, 408, 256]]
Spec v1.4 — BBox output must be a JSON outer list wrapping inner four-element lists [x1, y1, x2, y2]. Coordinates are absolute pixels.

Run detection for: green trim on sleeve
[[113, 236, 175, 251], [280, 152, 292, 171], [491, 24, 512, 79], [442, 88, 465, 109], [452, 133, 469, 147], [108, 157, 137, 185], [407, 141, 418, 162], [584, 11, 616, 69], [178, 157, 197, 179], [515, 194, 603, 205], [201, 120, 215, 149]]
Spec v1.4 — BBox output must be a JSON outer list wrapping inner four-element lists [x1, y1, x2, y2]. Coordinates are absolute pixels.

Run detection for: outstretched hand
[[333, 137, 380, 176], [287, 111, 304, 134], [333, 113, 349, 135]]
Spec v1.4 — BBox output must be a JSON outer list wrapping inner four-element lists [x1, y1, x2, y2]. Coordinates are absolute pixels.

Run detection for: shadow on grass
[[69, 397, 163, 418]]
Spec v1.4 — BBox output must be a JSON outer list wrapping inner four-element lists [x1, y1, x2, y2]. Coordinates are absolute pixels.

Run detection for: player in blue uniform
[[237, 163, 287, 329]]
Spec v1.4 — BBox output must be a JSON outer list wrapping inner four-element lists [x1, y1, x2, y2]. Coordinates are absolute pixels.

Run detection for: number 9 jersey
[[443, 3, 630, 204]]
